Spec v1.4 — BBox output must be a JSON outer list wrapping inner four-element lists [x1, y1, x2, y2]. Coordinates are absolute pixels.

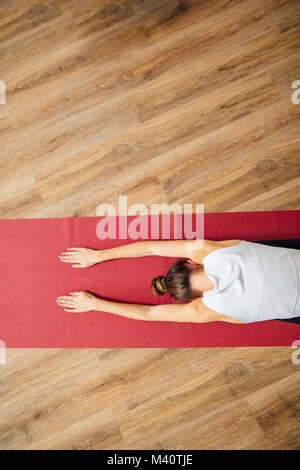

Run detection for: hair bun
[[151, 276, 167, 296]]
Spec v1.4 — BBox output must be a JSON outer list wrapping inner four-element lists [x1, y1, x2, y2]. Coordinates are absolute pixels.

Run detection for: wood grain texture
[[0, 348, 299, 450], [0, 0, 300, 450]]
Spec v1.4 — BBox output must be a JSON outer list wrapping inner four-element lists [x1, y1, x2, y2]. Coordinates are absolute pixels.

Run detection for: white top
[[202, 240, 300, 323]]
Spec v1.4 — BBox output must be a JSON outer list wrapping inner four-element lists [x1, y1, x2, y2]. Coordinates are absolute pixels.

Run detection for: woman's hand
[[59, 247, 104, 268], [56, 292, 98, 313]]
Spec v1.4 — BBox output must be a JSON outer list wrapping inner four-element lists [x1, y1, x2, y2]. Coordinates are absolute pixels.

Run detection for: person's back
[[201, 240, 300, 323]]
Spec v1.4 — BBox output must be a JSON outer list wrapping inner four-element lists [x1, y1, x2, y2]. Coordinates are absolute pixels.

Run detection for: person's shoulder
[[205, 239, 243, 249], [183, 239, 242, 263], [185, 297, 220, 322], [201, 239, 243, 260], [190, 297, 245, 324]]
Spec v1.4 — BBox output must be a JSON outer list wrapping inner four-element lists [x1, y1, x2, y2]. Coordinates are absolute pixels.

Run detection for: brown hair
[[151, 259, 204, 301]]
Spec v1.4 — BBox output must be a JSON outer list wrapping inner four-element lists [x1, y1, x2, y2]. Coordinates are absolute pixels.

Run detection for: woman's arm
[[60, 241, 193, 266], [59, 239, 242, 267], [57, 291, 207, 322], [102, 239, 242, 263], [56, 292, 243, 323]]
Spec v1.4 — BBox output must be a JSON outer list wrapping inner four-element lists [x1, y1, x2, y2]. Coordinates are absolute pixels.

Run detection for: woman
[[56, 238, 300, 325]]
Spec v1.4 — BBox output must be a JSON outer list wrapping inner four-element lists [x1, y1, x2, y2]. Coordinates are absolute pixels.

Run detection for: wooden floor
[[0, 0, 300, 450]]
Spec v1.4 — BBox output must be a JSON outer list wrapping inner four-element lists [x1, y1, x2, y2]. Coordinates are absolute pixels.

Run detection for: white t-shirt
[[202, 240, 300, 323]]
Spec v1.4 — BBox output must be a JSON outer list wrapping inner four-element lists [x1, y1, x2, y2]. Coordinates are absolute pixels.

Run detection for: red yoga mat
[[0, 211, 299, 348]]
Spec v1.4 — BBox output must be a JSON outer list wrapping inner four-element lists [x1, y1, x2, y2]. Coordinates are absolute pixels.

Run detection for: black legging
[[253, 239, 300, 324]]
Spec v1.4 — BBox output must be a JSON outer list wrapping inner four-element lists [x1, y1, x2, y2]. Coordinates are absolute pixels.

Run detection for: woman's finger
[[57, 297, 73, 303], [64, 308, 76, 312], [60, 253, 77, 258], [57, 295, 73, 300], [60, 251, 77, 256], [57, 300, 73, 307], [66, 248, 80, 252], [57, 297, 74, 305], [60, 257, 77, 263], [59, 251, 78, 258], [72, 264, 84, 268]]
